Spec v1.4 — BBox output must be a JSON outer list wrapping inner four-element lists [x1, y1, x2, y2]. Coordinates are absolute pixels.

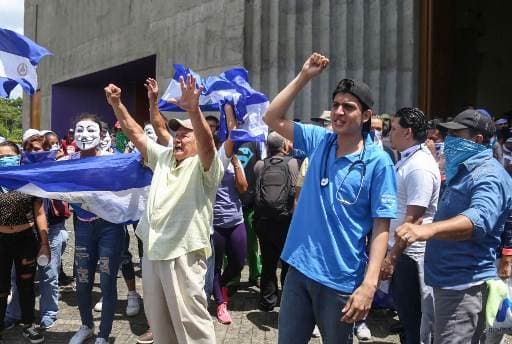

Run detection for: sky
[[0, 0, 25, 98]]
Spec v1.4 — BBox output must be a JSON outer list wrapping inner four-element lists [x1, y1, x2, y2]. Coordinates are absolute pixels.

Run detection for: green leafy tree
[[0, 97, 23, 142]]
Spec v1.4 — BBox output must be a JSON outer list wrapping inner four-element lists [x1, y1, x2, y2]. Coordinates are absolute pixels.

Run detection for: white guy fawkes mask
[[75, 120, 101, 151], [144, 123, 157, 142], [99, 129, 112, 152]]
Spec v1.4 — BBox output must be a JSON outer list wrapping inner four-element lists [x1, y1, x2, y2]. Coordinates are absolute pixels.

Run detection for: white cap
[[40, 130, 53, 136], [0, 136, 5, 143], [22, 129, 42, 143]]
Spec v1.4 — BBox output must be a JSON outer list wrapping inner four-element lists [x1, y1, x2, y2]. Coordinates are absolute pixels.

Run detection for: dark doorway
[[51, 55, 156, 137], [420, 0, 512, 118]]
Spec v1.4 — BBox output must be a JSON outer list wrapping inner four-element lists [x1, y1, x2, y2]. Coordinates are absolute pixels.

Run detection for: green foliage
[[0, 97, 23, 142]]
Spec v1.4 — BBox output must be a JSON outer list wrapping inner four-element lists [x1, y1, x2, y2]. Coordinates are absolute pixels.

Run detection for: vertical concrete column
[[329, 0, 348, 93], [311, 0, 330, 115], [296, 0, 313, 120], [397, 0, 418, 110], [346, 0, 365, 81], [380, 0, 398, 113], [364, 0, 382, 111]]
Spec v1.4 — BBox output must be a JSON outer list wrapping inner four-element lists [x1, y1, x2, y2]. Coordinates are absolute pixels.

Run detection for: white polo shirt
[[389, 144, 441, 258]]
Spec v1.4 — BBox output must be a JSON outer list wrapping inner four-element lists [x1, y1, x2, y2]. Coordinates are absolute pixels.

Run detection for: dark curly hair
[[394, 107, 428, 142]]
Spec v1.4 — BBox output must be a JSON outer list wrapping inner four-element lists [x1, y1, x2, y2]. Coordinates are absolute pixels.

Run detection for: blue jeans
[[120, 226, 135, 281], [75, 218, 124, 339], [6, 223, 66, 323], [278, 267, 354, 344]]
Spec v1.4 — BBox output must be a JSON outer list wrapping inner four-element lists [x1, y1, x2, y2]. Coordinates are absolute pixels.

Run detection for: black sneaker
[[21, 325, 44, 344]]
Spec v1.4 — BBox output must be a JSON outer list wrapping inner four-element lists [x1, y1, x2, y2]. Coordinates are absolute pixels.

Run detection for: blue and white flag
[[0, 153, 152, 223], [158, 64, 269, 143], [0, 28, 52, 98]]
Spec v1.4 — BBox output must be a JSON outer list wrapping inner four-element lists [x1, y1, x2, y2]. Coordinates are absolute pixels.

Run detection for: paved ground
[[3, 221, 402, 343]]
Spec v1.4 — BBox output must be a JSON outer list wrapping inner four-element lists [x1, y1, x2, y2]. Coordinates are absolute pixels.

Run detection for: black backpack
[[255, 156, 294, 218]]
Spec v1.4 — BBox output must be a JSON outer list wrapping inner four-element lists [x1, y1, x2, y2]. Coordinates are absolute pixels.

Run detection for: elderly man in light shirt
[[104, 75, 223, 344]]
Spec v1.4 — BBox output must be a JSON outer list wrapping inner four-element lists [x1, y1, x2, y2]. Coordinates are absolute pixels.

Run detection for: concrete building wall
[[244, 0, 420, 120], [23, 0, 420, 129]]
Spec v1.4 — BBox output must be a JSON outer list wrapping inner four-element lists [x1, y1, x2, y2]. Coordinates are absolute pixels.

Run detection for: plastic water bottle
[[37, 255, 49, 267]]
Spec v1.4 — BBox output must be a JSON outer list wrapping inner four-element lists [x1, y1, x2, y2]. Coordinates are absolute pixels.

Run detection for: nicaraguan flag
[[0, 28, 52, 97], [158, 64, 269, 142], [0, 153, 152, 223]]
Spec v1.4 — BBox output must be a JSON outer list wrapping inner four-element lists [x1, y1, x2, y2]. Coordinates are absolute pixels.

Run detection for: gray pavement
[[2, 222, 401, 343]]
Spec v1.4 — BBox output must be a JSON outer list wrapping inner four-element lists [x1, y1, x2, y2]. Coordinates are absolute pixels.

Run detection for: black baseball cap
[[332, 78, 374, 110], [438, 109, 495, 139]]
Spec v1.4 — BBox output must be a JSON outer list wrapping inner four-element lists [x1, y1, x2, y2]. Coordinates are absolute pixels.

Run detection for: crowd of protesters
[[1, 52, 512, 344]]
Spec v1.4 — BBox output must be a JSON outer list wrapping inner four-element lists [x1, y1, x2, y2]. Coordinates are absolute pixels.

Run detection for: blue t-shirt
[[281, 123, 397, 293]]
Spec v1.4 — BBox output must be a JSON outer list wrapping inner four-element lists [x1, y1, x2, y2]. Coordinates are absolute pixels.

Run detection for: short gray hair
[[266, 131, 285, 154]]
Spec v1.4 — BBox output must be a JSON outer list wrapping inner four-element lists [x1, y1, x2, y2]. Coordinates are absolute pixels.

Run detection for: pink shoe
[[216, 303, 232, 325]]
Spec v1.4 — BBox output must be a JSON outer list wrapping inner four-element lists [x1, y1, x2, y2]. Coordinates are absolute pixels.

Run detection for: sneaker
[[69, 325, 94, 344], [3, 317, 19, 330], [21, 325, 44, 344], [221, 286, 229, 305], [216, 303, 232, 325], [39, 317, 55, 330], [59, 280, 76, 293], [94, 298, 103, 312], [94, 338, 108, 344], [355, 322, 372, 342], [136, 329, 154, 344], [126, 292, 141, 317], [311, 325, 321, 338]]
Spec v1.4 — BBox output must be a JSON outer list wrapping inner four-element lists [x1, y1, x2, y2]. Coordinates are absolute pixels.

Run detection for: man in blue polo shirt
[[264, 52, 397, 343], [396, 110, 512, 343]]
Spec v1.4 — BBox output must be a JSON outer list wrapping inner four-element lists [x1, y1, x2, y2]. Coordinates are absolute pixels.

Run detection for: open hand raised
[[166, 74, 204, 113], [144, 78, 159, 104]]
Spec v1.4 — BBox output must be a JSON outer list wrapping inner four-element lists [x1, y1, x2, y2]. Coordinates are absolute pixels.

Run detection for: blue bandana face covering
[[0, 155, 20, 167], [444, 135, 487, 183]]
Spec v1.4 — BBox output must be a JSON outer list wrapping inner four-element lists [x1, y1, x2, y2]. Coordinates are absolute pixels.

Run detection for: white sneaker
[[126, 292, 141, 317], [94, 338, 108, 344], [69, 325, 94, 344], [94, 298, 102, 312], [355, 322, 372, 342], [311, 325, 321, 338]]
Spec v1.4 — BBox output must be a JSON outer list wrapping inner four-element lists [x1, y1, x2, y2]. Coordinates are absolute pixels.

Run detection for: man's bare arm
[[263, 53, 329, 142]]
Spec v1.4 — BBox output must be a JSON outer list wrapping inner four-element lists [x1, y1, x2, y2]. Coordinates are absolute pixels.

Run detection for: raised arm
[[104, 84, 148, 160], [167, 75, 216, 171], [145, 78, 172, 147], [263, 53, 329, 142]]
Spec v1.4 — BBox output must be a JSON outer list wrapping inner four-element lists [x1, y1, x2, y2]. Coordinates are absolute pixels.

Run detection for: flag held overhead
[[0, 28, 52, 98]]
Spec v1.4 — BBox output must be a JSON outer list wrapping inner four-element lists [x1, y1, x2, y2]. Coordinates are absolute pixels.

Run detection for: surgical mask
[[144, 124, 157, 142], [50, 143, 60, 151], [0, 155, 20, 167], [74, 120, 101, 151], [444, 135, 487, 183]]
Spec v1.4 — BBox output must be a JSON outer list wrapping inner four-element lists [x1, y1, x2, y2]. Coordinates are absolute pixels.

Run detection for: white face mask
[[50, 143, 60, 151], [75, 120, 101, 151], [144, 124, 157, 142], [99, 129, 112, 152], [374, 129, 382, 141]]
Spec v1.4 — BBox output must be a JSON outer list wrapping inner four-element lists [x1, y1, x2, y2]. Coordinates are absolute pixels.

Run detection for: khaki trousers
[[142, 251, 216, 344]]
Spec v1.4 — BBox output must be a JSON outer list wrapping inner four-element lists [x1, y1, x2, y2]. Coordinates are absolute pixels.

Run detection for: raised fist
[[104, 84, 122, 107], [301, 53, 329, 79]]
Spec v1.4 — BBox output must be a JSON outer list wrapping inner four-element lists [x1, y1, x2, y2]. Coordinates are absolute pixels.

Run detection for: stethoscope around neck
[[319, 135, 367, 205]]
